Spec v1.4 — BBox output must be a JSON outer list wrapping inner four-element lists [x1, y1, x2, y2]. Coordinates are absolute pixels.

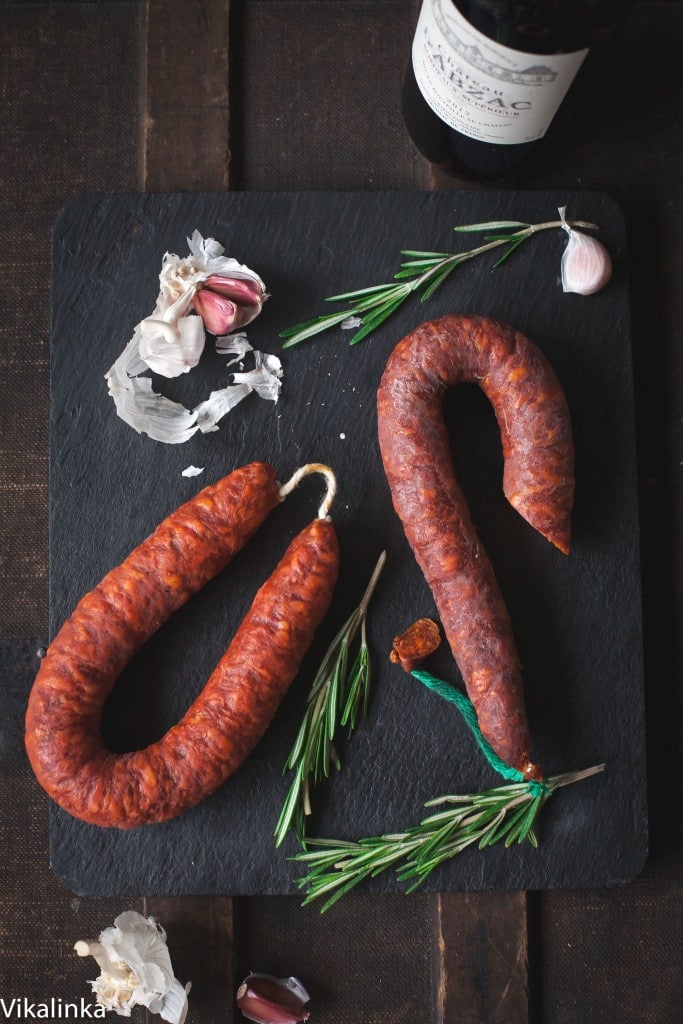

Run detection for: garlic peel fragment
[[559, 205, 612, 296], [187, 230, 267, 295], [105, 317, 283, 445], [75, 911, 190, 1024], [138, 312, 206, 378]]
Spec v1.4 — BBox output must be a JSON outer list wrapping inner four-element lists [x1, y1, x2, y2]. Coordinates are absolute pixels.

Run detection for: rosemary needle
[[274, 551, 387, 848]]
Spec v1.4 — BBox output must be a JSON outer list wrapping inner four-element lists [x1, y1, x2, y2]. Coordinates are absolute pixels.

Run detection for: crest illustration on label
[[412, 0, 588, 145]]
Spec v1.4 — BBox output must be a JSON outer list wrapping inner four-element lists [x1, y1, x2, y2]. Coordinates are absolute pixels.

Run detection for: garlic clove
[[194, 275, 264, 333], [193, 288, 238, 335], [236, 974, 310, 1024], [204, 273, 264, 307], [558, 207, 612, 296]]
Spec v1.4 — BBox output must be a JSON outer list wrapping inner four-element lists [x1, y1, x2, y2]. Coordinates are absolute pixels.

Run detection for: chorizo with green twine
[[377, 314, 575, 779]]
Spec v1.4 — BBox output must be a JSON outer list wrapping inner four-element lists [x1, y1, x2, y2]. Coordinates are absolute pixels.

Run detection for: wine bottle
[[403, 0, 629, 180]]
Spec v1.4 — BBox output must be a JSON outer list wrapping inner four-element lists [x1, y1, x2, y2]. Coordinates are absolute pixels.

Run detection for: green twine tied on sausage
[[410, 667, 550, 797]]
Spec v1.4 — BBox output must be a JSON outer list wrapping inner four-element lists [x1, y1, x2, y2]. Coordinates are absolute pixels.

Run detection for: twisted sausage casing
[[377, 315, 574, 778], [25, 463, 339, 828]]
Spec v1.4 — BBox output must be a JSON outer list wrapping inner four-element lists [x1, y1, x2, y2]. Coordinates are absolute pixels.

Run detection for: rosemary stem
[[303, 777, 312, 817], [546, 763, 606, 789], [275, 552, 387, 846], [526, 218, 598, 234], [358, 550, 387, 617], [415, 218, 598, 290]]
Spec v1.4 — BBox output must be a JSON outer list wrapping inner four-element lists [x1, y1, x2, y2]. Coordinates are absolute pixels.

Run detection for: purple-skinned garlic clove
[[192, 289, 239, 335], [194, 274, 265, 334], [204, 274, 264, 306], [236, 974, 310, 1024]]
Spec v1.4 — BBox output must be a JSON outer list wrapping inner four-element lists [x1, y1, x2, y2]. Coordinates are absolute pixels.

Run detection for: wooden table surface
[[1, 2, 680, 1022]]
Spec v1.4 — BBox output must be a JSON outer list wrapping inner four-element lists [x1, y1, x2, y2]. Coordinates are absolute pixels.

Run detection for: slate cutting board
[[48, 191, 647, 895]]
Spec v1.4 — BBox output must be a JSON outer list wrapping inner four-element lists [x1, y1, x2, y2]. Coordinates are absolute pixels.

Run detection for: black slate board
[[49, 191, 647, 895]]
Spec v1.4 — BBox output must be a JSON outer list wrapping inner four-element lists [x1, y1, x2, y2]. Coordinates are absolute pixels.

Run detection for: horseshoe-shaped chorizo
[[377, 315, 574, 779], [25, 462, 339, 828]]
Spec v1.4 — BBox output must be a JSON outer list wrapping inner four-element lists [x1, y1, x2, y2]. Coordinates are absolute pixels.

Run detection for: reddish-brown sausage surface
[[377, 315, 574, 778], [25, 463, 339, 828]]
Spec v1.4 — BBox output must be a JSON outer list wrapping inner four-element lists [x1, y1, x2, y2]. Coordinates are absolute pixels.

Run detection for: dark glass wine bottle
[[403, 0, 629, 180]]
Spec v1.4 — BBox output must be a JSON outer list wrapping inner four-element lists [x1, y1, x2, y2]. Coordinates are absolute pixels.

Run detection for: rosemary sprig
[[280, 213, 598, 349], [293, 764, 605, 911], [274, 551, 387, 848]]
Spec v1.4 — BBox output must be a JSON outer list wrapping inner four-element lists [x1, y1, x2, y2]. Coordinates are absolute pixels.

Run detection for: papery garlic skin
[[158, 253, 207, 306], [559, 206, 612, 296], [138, 312, 206, 377], [187, 231, 267, 295], [105, 334, 283, 443], [75, 911, 190, 1024]]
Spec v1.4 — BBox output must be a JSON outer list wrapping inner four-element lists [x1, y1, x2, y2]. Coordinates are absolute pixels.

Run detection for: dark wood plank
[[0, 1, 142, 642], [234, 894, 434, 1024], [144, 897, 234, 1024], [143, 0, 231, 191], [434, 893, 528, 1024], [534, 863, 682, 1024], [235, 0, 430, 190]]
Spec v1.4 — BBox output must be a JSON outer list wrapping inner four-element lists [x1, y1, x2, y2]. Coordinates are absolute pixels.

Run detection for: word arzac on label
[[427, 43, 532, 112]]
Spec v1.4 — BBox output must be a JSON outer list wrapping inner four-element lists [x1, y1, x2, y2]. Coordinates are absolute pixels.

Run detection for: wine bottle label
[[412, 0, 588, 145]]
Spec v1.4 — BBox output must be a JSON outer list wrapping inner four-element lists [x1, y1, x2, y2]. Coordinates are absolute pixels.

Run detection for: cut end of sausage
[[390, 618, 441, 672]]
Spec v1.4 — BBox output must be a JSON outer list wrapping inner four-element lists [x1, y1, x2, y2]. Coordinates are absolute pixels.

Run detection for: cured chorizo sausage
[[377, 315, 574, 779], [25, 462, 339, 828]]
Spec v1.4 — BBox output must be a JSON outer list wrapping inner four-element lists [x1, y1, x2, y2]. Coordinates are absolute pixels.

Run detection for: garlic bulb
[[75, 911, 190, 1023], [104, 233, 281, 443], [135, 230, 267, 379], [559, 206, 612, 296]]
